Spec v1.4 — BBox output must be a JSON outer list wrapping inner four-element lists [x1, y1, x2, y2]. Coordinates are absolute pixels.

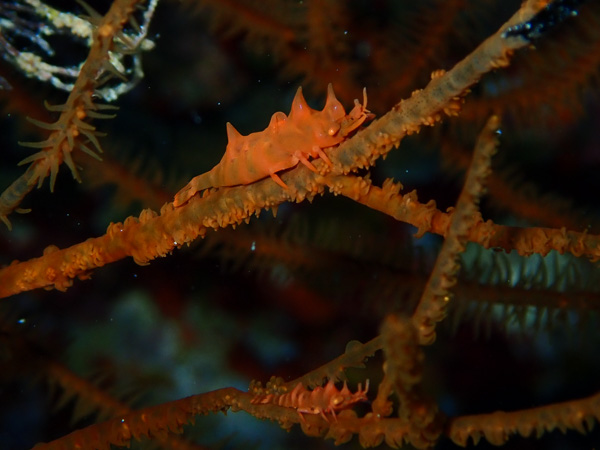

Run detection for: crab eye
[[328, 123, 341, 136]]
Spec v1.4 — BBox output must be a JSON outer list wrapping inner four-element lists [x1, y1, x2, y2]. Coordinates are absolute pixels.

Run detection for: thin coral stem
[[447, 389, 600, 447], [0, 167, 37, 230], [287, 335, 383, 389], [0, 0, 141, 226], [33, 385, 335, 449], [380, 315, 440, 441], [327, 175, 600, 260], [412, 115, 500, 345], [32, 387, 243, 450]]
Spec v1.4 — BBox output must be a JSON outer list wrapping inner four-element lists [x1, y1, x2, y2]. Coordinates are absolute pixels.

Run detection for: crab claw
[[340, 88, 374, 136]]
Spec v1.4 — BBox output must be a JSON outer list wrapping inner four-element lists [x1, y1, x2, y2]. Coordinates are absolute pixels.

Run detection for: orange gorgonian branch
[[3, 1, 600, 448], [0, 0, 572, 298]]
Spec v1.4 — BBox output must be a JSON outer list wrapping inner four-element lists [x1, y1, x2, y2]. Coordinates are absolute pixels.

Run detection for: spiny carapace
[[173, 84, 373, 206], [251, 379, 369, 422]]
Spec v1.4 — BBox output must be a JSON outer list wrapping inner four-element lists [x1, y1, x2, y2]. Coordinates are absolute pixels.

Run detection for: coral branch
[[380, 315, 441, 445], [0, 0, 141, 227], [33, 387, 243, 449], [2, 0, 599, 448], [286, 336, 382, 389], [412, 115, 499, 345], [0, 0, 553, 298], [329, 176, 600, 260], [447, 390, 600, 446]]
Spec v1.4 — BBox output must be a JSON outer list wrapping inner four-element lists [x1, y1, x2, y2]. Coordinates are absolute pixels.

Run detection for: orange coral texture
[[1, 0, 600, 449]]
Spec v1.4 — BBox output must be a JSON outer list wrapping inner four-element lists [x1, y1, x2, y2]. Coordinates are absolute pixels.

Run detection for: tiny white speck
[[251, 241, 256, 251]]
